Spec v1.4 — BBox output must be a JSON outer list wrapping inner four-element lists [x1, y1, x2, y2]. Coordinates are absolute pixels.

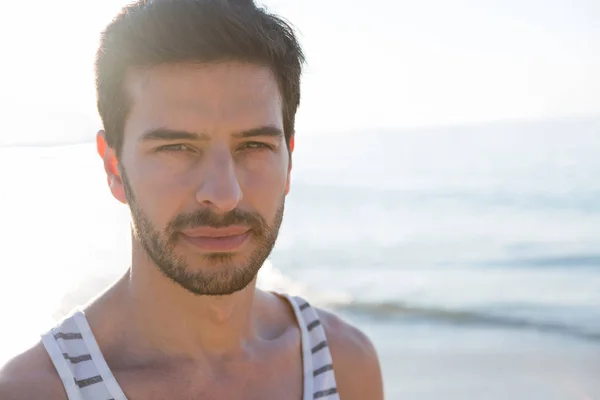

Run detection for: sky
[[0, 0, 599, 142]]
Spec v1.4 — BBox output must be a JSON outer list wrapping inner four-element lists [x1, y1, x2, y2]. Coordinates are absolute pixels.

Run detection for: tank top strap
[[41, 311, 127, 400], [282, 294, 340, 400]]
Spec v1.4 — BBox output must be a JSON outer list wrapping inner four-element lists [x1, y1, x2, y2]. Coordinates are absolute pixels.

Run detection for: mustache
[[167, 208, 267, 234]]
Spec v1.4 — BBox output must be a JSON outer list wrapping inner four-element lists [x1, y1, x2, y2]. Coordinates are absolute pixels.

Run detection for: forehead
[[123, 62, 283, 139]]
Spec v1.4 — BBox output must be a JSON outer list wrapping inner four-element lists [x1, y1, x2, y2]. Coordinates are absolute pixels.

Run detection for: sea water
[[1, 117, 599, 397]]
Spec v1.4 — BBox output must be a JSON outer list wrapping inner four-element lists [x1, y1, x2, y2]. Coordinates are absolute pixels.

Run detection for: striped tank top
[[41, 295, 339, 400]]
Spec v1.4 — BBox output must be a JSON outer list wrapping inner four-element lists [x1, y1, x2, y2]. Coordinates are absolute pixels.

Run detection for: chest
[[111, 351, 304, 400]]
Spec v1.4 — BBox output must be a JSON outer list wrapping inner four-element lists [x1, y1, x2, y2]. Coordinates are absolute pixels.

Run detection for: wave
[[480, 253, 600, 268], [258, 262, 600, 343], [324, 300, 600, 343]]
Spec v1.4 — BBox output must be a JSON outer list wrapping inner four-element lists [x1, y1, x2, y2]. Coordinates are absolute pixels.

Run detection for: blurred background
[[1, 0, 599, 398]]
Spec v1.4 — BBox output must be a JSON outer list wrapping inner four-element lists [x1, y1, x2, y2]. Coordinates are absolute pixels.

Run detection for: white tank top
[[41, 294, 339, 400]]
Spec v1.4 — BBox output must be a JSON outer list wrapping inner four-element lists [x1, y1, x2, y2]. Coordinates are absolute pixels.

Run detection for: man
[[0, 0, 384, 399]]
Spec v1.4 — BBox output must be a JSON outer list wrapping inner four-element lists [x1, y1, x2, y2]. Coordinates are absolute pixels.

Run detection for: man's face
[[106, 62, 292, 296]]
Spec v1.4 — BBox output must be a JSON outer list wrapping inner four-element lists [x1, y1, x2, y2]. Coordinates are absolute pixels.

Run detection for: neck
[[91, 242, 265, 362]]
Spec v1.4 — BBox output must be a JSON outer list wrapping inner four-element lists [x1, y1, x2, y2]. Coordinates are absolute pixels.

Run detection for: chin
[[155, 240, 271, 295], [183, 249, 250, 268], [178, 262, 259, 296]]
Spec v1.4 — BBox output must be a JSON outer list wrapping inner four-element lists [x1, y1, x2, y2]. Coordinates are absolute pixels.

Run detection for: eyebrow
[[139, 128, 209, 142], [231, 126, 284, 139], [139, 126, 284, 142]]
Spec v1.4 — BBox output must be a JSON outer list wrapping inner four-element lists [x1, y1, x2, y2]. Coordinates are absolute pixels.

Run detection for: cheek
[[237, 155, 288, 199], [128, 157, 193, 222]]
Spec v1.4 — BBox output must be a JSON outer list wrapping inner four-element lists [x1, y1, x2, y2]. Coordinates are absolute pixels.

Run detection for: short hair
[[95, 0, 305, 157]]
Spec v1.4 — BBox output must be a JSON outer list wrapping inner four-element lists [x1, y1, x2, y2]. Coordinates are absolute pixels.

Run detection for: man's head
[[94, 0, 304, 295]]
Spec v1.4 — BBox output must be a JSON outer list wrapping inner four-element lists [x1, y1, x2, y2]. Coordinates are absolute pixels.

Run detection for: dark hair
[[95, 0, 305, 157]]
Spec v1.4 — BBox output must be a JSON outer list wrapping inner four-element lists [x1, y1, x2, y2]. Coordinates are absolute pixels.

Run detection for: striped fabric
[[41, 295, 339, 400], [284, 295, 340, 400]]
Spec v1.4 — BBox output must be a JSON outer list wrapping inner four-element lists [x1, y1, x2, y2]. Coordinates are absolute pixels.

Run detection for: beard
[[121, 169, 284, 296]]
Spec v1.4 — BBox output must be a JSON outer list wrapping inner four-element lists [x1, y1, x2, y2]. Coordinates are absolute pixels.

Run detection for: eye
[[156, 144, 193, 153], [240, 142, 273, 151]]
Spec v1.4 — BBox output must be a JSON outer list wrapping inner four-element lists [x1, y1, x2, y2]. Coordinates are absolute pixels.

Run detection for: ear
[[285, 135, 294, 195], [96, 130, 127, 204]]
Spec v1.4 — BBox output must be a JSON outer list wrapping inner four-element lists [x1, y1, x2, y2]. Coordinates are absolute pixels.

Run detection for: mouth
[[179, 226, 251, 252]]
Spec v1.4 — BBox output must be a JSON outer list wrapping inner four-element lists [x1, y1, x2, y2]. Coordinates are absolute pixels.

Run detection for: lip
[[180, 226, 251, 252]]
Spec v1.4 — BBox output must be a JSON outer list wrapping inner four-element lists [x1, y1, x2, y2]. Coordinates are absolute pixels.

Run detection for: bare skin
[[0, 288, 383, 400], [0, 62, 383, 399]]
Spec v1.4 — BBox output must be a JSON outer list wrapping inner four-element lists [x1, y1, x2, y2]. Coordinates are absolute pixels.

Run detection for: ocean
[[1, 116, 599, 398]]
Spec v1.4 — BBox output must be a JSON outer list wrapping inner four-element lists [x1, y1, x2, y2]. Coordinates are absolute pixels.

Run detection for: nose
[[195, 146, 242, 212]]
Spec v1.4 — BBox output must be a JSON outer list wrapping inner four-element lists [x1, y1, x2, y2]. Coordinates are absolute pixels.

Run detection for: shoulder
[[316, 308, 384, 400], [0, 341, 67, 400]]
